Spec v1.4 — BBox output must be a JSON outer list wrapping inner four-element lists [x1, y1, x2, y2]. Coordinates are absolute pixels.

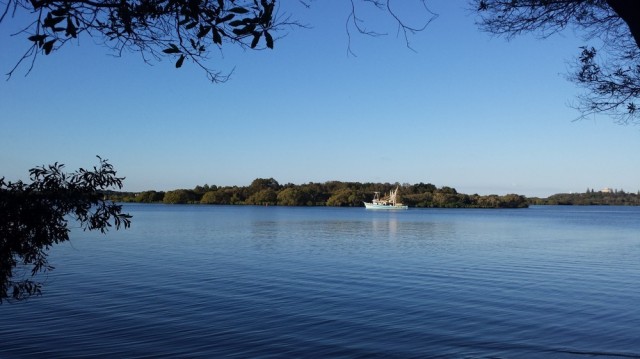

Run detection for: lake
[[1, 205, 639, 358]]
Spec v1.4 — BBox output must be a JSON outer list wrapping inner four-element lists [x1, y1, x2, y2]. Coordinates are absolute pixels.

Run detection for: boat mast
[[389, 187, 398, 206]]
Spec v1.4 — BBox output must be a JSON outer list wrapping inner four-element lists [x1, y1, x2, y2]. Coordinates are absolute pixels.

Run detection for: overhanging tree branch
[[1, 156, 132, 303], [474, 0, 640, 124], [2, 0, 293, 82], [346, 0, 438, 56], [606, 0, 640, 48]]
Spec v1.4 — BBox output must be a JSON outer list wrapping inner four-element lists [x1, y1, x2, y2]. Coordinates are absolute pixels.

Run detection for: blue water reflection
[[1, 205, 639, 358]]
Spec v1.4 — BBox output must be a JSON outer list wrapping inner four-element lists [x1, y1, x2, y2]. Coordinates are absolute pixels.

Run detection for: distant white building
[[600, 188, 612, 193]]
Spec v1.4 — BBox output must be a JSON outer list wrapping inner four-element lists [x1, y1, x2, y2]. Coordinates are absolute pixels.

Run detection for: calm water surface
[[1, 205, 639, 358]]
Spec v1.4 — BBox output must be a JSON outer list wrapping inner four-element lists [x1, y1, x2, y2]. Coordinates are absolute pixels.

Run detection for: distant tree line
[[530, 189, 640, 206], [107, 178, 529, 208]]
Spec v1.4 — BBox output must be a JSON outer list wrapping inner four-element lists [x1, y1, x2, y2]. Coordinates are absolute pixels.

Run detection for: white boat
[[364, 187, 408, 210]]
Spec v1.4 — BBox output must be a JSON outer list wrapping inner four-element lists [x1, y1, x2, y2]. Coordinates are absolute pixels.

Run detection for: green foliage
[[473, 194, 528, 208], [245, 189, 278, 205], [249, 178, 280, 193], [200, 187, 242, 204], [194, 184, 215, 194], [119, 179, 531, 209], [402, 191, 527, 208], [537, 191, 640, 206], [326, 188, 365, 207], [402, 192, 434, 207], [276, 187, 311, 206], [136, 190, 165, 203], [0, 157, 131, 303], [163, 189, 198, 204], [201, 190, 225, 204], [120, 181, 639, 208]]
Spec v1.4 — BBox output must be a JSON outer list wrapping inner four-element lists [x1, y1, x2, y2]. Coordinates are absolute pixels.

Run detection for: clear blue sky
[[1, 1, 638, 197]]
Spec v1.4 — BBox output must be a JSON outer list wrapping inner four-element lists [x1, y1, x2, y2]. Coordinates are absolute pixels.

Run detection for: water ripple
[[1, 205, 639, 358]]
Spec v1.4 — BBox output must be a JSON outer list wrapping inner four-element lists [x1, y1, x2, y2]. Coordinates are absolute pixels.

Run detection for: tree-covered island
[[108, 180, 640, 208], [108, 178, 529, 208], [530, 189, 640, 206]]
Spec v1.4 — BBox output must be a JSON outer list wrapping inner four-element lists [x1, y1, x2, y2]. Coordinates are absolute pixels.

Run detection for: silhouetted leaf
[[216, 14, 234, 24], [250, 31, 261, 48], [262, 0, 274, 22], [228, 20, 243, 27], [28, 34, 47, 43], [229, 7, 249, 14], [175, 54, 185, 68], [43, 39, 55, 55], [233, 24, 255, 36], [162, 44, 181, 54], [264, 31, 273, 49], [212, 27, 222, 44], [66, 18, 77, 38], [197, 25, 211, 38], [51, 9, 67, 17], [43, 14, 64, 28], [29, 0, 42, 10]]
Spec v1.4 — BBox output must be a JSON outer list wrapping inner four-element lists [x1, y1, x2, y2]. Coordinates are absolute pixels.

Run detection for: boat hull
[[364, 202, 408, 210]]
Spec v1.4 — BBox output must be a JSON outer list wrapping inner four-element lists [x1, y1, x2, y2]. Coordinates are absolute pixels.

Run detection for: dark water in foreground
[[1, 205, 639, 358]]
